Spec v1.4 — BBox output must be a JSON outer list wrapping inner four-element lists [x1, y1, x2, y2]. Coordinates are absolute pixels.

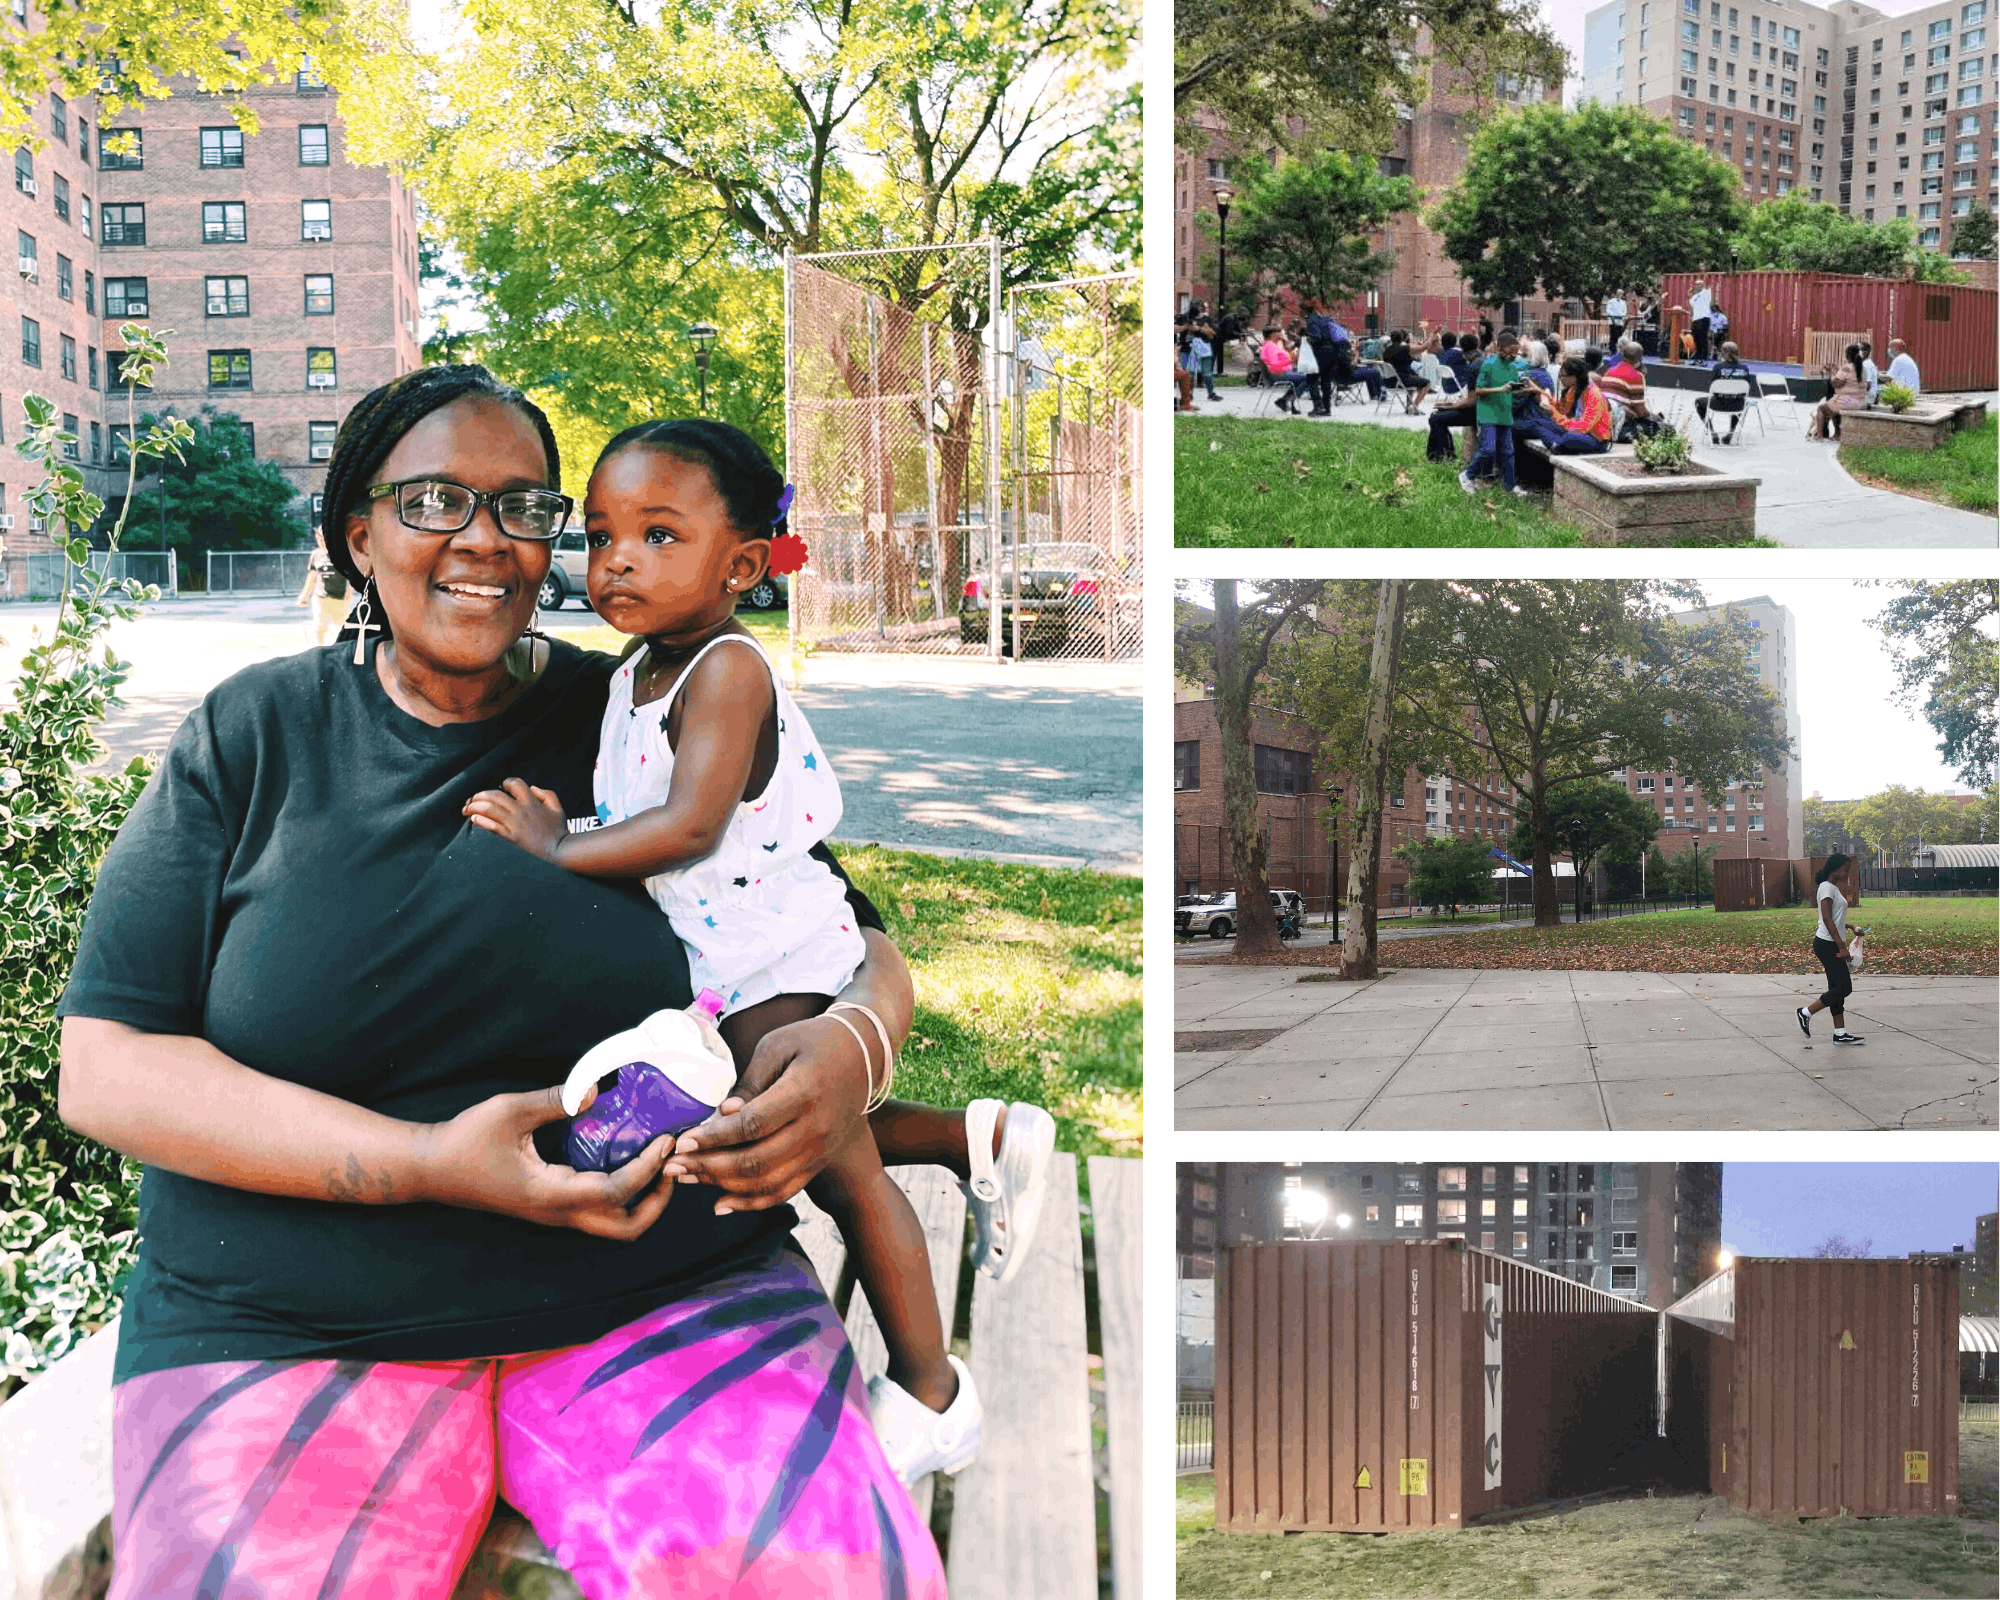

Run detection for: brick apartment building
[[1174, 595, 1803, 904], [1173, 37, 1567, 333], [1584, 0, 2000, 255], [2, 38, 421, 560]]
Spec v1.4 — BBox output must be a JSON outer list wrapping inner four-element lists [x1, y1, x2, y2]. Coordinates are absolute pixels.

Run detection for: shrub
[[1633, 420, 1695, 474], [0, 328, 193, 1396], [1878, 381, 1917, 413]]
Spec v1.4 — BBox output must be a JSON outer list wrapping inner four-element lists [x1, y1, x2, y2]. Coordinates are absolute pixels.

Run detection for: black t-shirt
[[58, 638, 882, 1383]]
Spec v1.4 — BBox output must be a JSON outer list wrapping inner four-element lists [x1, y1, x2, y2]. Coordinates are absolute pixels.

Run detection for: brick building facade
[[3, 40, 419, 559]]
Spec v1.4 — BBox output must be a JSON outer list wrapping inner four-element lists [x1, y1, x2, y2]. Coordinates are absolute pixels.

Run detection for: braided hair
[[593, 419, 788, 541], [321, 364, 562, 589]]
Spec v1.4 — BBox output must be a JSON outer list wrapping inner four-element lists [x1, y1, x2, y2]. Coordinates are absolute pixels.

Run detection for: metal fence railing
[[1178, 1401, 1213, 1472], [1, 547, 176, 601], [209, 549, 313, 595]]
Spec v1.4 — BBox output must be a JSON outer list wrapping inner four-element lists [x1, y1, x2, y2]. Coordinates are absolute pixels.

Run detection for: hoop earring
[[348, 576, 382, 666]]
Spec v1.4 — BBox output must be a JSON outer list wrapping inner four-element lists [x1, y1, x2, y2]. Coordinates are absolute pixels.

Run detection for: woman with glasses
[[56, 365, 953, 1596]]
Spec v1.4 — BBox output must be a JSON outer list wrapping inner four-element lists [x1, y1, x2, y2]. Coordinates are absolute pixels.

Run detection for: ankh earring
[[349, 576, 382, 666]]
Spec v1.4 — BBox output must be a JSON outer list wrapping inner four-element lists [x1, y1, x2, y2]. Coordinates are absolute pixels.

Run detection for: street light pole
[[684, 322, 719, 415], [1212, 185, 1233, 327]]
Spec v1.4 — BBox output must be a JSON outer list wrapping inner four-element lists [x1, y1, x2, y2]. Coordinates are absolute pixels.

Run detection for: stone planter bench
[[1839, 404, 1962, 451], [1547, 453, 1761, 545]]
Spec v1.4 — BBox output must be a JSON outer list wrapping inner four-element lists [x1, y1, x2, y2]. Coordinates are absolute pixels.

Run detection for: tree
[[1431, 102, 1746, 314], [1844, 785, 1970, 865], [1176, 0, 1566, 156], [1733, 194, 1920, 276], [1219, 151, 1414, 312], [1810, 1235, 1875, 1258], [1340, 580, 1407, 977], [1506, 777, 1658, 920], [1662, 841, 1719, 898], [117, 409, 308, 566], [1803, 795, 1861, 857], [1393, 836, 1494, 918], [1953, 201, 1999, 261], [1643, 841, 1670, 897], [1173, 580, 1325, 957], [1402, 582, 1791, 927], [1865, 580, 1998, 788]]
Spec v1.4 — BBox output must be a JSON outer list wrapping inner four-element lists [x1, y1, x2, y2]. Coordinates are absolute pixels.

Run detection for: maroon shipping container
[[1214, 1241, 1660, 1532], [1663, 1258, 1961, 1518]]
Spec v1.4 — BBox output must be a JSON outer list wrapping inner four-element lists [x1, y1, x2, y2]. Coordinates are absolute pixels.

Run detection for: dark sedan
[[958, 542, 1129, 653]]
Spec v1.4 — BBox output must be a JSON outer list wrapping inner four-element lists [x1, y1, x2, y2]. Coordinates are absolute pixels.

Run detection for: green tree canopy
[[1728, 193, 1971, 279], [1505, 777, 1659, 901], [1392, 835, 1494, 918], [1220, 151, 1415, 315], [1952, 201, 1998, 261], [1843, 784, 1981, 864], [1866, 580, 1998, 788], [1431, 102, 1746, 313], [116, 408, 307, 560], [1176, 0, 1566, 156]]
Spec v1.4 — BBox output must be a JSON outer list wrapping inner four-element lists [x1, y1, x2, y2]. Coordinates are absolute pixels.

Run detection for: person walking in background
[[1887, 338, 1923, 394], [1798, 853, 1866, 1045]]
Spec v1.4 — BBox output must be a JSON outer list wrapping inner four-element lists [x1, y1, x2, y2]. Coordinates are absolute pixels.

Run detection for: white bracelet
[[828, 1001, 896, 1112], [819, 1010, 879, 1106]]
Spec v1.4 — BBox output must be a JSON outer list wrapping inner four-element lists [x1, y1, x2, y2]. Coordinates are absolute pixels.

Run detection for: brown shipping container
[[1663, 1258, 1961, 1518], [1214, 1240, 1660, 1532]]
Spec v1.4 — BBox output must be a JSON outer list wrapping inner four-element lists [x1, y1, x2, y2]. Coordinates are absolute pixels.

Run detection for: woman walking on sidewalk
[[1798, 853, 1865, 1045]]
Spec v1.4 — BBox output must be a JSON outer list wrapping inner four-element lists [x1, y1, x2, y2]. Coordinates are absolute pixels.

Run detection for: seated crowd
[[1423, 326, 1639, 495]]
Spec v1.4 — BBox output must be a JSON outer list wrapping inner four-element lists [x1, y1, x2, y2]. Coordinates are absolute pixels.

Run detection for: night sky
[[1722, 1163, 1997, 1258]]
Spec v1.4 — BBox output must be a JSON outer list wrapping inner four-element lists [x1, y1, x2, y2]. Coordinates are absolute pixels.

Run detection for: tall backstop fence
[[784, 245, 1140, 660], [208, 549, 314, 595], [0, 548, 176, 601]]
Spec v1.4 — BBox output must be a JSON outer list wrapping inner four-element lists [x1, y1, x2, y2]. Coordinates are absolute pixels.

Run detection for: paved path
[[1177, 377, 1998, 547], [1176, 964, 1997, 1130], [0, 596, 1140, 871]]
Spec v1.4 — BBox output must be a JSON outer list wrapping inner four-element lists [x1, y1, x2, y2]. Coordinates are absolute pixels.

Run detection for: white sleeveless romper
[[593, 634, 866, 1016]]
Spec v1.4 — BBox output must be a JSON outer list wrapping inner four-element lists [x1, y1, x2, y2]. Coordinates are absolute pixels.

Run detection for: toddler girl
[[465, 419, 1054, 1484]]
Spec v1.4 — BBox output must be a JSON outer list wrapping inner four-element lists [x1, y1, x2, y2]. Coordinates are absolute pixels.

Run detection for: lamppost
[[1561, 817, 1591, 924], [1326, 784, 1345, 939], [1295, 1188, 1330, 1240], [1211, 185, 1233, 327], [684, 322, 718, 414]]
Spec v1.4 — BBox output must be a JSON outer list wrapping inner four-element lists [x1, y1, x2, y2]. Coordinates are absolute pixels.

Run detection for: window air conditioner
[[17, 257, 35, 277], [19, 177, 35, 195], [28, 517, 47, 533], [125, 300, 148, 315], [0, 514, 14, 529], [310, 443, 332, 459], [307, 371, 335, 387]]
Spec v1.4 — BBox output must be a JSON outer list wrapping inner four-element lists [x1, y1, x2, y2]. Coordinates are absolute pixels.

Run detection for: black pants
[[1427, 409, 1477, 461], [1813, 937, 1853, 1013], [1607, 320, 1624, 348], [1693, 317, 1711, 362], [1308, 340, 1338, 411]]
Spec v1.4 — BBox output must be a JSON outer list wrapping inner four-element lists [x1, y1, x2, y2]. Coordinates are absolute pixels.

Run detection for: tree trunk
[[1341, 579, 1407, 978], [1215, 580, 1285, 957], [1529, 770, 1561, 927]]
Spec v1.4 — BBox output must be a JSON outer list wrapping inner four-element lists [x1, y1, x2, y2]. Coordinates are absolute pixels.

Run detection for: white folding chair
[[1754, 370, 1800, 429], [1701, 376, 1754, 444]]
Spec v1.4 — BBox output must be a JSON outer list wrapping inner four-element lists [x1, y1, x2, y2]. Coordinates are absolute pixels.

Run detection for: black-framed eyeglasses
[[366, 478, 573, 542]]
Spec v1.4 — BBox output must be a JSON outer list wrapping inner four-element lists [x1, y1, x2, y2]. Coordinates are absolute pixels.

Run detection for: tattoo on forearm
[[324, 1151, 397, 1204]]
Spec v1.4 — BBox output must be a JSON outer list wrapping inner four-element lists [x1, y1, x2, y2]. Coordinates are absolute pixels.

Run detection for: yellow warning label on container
[[1905, 1452, 1929, 1484], [1400, 1458, 1429, 1496], [1840, 1330, 1856, 1349], [1355, 1467, 1372, 1489]]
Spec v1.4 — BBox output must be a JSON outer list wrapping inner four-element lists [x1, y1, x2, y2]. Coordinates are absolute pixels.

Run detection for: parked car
[[538, 527, 789, 613], [958, 541, 1134, 653], [1175, 889, 1303, 939]]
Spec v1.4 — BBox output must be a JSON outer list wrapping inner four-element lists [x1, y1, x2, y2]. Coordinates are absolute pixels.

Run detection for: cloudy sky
[[1722, 1163, 1997, 1256]]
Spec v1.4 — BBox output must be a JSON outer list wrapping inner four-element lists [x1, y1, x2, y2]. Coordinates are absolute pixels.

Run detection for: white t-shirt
[[1887, 352, 1921, 393], [1606, 297, 1627, 320], [1690, 288, 1713, 320], [1815, 880, 1848, 944], [1861, 357, 1880, 398]]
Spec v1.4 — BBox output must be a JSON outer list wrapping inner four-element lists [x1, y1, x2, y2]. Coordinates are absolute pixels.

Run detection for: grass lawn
[[1841, 415, 2000, 515], [1379, 898, 1997, 977], [1175, 1454, 2000, 1600]]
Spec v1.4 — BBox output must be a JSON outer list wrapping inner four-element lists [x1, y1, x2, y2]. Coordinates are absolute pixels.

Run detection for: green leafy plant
[[1877, 381, 1916, 414], [1633, 421, 1695, 474], [0, 325, 193, 1395]]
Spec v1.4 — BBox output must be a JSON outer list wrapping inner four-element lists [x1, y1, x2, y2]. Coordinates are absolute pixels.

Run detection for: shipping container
[[1663, 1258, 1961, 1518], [1213, 1240, 1660, 1532]]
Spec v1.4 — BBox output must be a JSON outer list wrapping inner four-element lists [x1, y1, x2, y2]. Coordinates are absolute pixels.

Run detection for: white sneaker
[[1457, 471, 1476, 495], [1508, 485, 1530, 497], [963, 1100, 1057, 1283], [867, 1354, 982, 1486]]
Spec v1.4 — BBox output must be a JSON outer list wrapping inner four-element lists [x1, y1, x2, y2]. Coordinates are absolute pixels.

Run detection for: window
[[110, 424, 131, 461], [296, 56, 327, 90], [50, 95, 66, 142], [14, 230, 33, 281], [1930, 71, 1952, 92], [76, 120, 87, 164], [1398, 1171, 1423, 1193], [1575, 1234, 1596, 1260], [202, 201, 247, 243], [1613, 1231, 1639, 1256], [206, 275, 249, 316], [20, 316, 39, 367], [1482, 1232, 1496, 1252], [1612, 1265, 1638, 1291], [59, 334, 75, 380], [61, 413, 78, 460], [1438, 1199, 1467, 1226], [87, 347, 96, 388], [1395, 1204, 1424, 1228], [200, 127, 245, 168], [1547, 1199, 1565, 1226], [101, 203, 144, 245], [51, 173, 69, 223], [1967, 1, 1989, 21], [1481, 1199, 1498, 1219], [105, 278, 149, 316], [304, 273, 334, 315], [307, 348, 338, 389], [79, 196, 89, 240], [1174, 740, 1200, 790], [1515, 1166, 1529, 1186], [83, 270, 94, 313], [208, 349, 253, 389], [1253, 744, 1309, 795], [302, 199, 332, 240], [12, 146, 30, 194], [298, 123, 330, 165], [89, 421, 101, 462], [1513, 1231, 1528, 1254], [99, 128, 142, 169], [1365, 1204, 1381, 1224], [1438, 1167, 1466, 1192], [1932, 44, 1954, 64], [53, 254, 71, 303]]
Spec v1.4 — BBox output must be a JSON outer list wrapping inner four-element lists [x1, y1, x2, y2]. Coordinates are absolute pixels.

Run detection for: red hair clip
[[766, 532, 809, 576]]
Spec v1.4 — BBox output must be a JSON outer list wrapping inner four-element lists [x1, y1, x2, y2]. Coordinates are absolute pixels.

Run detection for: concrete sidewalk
[[1175, 964, 1997, 1130], [1176, 377, 1998, 547]]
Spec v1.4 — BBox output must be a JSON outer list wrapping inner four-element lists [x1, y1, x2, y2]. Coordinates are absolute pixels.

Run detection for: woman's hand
[[664, 1014, 871, 1213], [418, 1085, 677, 1241]]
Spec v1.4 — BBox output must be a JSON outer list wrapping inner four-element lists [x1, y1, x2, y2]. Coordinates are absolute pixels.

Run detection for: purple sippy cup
[[561, 991, 737, 1173]]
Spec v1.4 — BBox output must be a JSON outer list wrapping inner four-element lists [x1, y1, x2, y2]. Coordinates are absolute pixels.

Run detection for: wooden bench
[[0, 1156, 1141, 1600]]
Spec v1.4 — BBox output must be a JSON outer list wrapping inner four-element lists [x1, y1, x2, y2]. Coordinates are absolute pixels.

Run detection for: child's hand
[[464, 778, 571, 863]]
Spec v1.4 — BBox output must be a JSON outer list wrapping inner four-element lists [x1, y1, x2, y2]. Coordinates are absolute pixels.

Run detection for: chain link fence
[[208, 549, 313, 596], [1, 547, 176, 601], [784, 246, 1141, 661]]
